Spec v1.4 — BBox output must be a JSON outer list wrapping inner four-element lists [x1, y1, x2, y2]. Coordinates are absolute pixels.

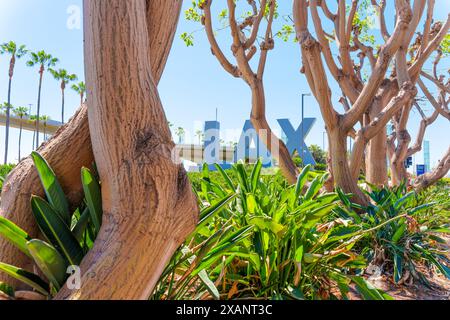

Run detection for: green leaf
[[0, 262, 49, 296], [391, 222, 407, 244], [249, 217, 286, 237], [303, 175, 323, 200], [197, 193, 237, 230], [31, 152, 70, 225], [198, 270, 220, 300], [0, 216, 32, 257], [250, 159, 263, 193], [31, 196, 84, 266], [294, 245, 304, 263], [394, 191, 415, 209], [71, 207, 90, 242], [0, 282, 14, 297], [81, 167, 102, 234], [352, 276, 392, 300], [393, 253, 403, 283], [26, 239, 68, 290], [235, 163, 250, 193], [295, 165, 311, 199], [214, 164, 235, 191], [246, 194, 258, 214]]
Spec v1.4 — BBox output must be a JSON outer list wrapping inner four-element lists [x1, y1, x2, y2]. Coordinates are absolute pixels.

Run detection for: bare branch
[[203, 0, 240, 78]]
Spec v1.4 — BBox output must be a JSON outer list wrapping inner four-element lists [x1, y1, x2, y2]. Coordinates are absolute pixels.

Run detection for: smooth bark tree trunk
[[365, 132, 388, 187], [0, 105, 93, 287], [56, 0, 197, 300], [0, 0, 183, 289], [328, 128, 368, 206]]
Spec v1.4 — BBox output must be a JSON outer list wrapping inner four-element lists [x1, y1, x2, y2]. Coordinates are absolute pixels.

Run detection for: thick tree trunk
[[365, 132, 388, 187], [0, 105, 93, 287], [250, 80, 298, 184], [56, 0, 197, 300], [414, 146, 450, 192], [328, 129, 368, 206], [0, 0, 182, 289], [364, 97, 389, 187]]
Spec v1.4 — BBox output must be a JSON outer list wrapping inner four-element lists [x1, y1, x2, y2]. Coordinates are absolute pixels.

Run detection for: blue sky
[[0, 0, 449, 171]]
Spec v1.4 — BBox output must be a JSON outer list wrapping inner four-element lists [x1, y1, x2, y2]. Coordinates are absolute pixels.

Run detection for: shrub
[[0, 152, 102, 298], [336, 183, 450, 286], [153, 162, 392, 300]]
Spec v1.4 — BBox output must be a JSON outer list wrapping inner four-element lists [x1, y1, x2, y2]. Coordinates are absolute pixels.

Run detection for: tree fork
[[0, 0, 184, 289], [55, 0, 198, 300]]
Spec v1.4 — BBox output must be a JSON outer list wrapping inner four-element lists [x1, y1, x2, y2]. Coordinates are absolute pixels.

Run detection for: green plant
[[153, 161, 392, 300], [0, 152, 102, 298], [337, 183, 450, 286], [0, 163, 15, 190]]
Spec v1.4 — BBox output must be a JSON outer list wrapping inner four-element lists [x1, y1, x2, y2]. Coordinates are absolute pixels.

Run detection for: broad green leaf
[[246, 194, 258, 214], [0, 262, 49, 296], [303, 175, 323, 200], [197, 193, 236, 230], [249, 217, 286, 237], [27, 239, 68, 290], [235, 162, 250, 193], [31, 152, 70, 225], [31, 196, 84, 266], [214, 164, 235, 191], [81, 167, 102, 234], [198, 270, 220, 300], [0, 281, 14, 297], [71, 207, 90, 242], [295, 165, 311, 199], [0, 216, 32, 257], [394, 191, 415, 209], [294, 245, 304, 263], [351, 276, 391, 300], [250, 159, 263, 193], [391, 222, 407, 244], [393, 253, 403, 283]]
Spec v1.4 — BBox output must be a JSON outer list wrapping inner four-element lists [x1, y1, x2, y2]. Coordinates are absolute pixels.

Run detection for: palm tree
[[175, 127, 185, 144], [26, 50, 58, 147], [71, 81, 86, 106], [49, 68, 77, 123], [40, 115, 50, 141], [28, 115, 38, 150], [0, 41, 28, 164], [195, 130, 204, 145], [13, 106, 28, 161]]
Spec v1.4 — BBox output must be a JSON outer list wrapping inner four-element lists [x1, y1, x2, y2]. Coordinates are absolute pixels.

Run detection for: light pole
[[301, 93, 311, 161]]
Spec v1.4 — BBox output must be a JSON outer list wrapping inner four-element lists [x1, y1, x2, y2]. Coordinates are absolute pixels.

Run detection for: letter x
[[277, 118, 316, 165]]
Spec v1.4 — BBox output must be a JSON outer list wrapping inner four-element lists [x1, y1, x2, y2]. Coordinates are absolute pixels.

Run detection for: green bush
[[0, 152, 102, 298], [336, 183, 450, 286], [153, 162, 393, 300]]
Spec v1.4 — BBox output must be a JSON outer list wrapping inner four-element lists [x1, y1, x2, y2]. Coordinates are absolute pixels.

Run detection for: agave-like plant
[[152, 161, 394, 300], [336, 183, 450, 286], [0, 152, 102, 299]]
